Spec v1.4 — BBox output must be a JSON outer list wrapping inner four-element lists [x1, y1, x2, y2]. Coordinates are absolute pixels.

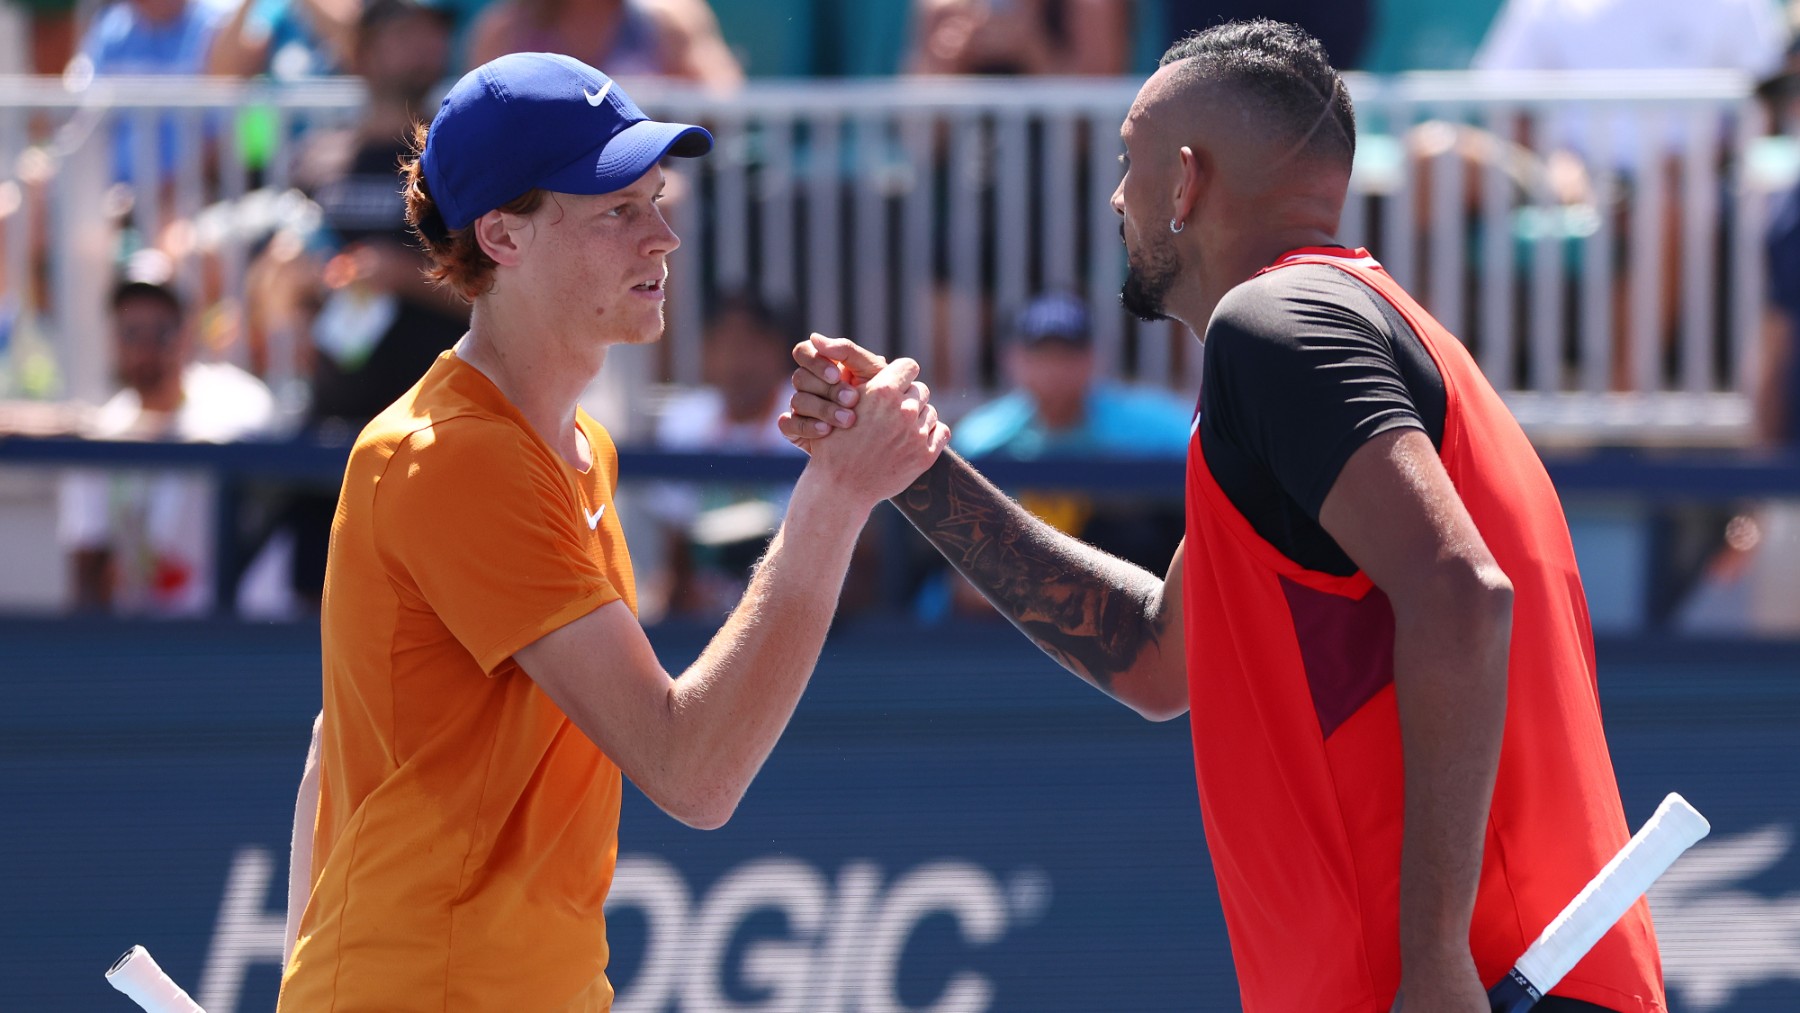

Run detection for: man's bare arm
[[1320, 428, 1512, 1013], [893, 451, 1187, 719], [516, 359, 947, 830], [205, 0, 265, 77], [782, 336, 1187, 719], [516, 480, 863, 830]]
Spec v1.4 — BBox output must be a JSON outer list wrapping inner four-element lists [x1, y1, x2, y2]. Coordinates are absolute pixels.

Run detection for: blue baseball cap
[[1011, 292, 1092, 346], [421, 53, 713, 232]]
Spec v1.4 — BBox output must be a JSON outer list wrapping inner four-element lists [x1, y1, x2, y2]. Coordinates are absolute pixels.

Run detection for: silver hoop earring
[[1169, 217, 1185, 234]]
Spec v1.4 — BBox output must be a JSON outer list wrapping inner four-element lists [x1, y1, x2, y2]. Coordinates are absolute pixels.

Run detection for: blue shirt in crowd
[[81, 0, 229, 182], [953, 384, 1196, 460]]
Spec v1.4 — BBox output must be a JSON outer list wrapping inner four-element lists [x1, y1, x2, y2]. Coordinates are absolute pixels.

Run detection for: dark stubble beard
[[1120, 228, 1181, 323]]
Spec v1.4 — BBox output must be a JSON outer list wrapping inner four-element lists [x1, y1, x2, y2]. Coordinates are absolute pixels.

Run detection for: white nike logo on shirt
[[584, 82, 613, 107], [585, 504, 606, 530]]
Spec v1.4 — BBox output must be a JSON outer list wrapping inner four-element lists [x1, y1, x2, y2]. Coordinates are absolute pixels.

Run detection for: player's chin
[[621, 307, 668, 345]]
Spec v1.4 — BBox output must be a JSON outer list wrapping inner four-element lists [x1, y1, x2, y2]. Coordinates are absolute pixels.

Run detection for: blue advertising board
[[1, 619, 1796, 1012]]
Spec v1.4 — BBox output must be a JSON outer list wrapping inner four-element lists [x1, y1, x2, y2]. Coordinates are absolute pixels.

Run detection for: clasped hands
[[777, 334, 948, 503]]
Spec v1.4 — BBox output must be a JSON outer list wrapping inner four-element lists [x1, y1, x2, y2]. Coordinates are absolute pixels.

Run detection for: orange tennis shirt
[[279, 351, 635, 1012]]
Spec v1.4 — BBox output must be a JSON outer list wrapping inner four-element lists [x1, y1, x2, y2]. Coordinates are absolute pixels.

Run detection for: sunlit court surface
[[2, 1, 1800, 1010]]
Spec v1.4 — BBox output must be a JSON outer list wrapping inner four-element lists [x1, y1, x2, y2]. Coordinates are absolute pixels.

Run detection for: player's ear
[[1174, 145, 1203, 228], [473, 208, 530, 268]]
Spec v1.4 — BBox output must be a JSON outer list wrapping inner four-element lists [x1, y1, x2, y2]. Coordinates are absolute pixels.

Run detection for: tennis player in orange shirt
[[275, 53, 948, 1012]]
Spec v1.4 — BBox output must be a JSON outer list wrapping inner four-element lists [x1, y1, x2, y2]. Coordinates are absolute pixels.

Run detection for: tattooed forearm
[[892, 451, 1165, 692]]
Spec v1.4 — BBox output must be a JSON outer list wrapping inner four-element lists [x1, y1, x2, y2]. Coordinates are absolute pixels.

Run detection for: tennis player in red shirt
[[784, 19, 1665, 1013]]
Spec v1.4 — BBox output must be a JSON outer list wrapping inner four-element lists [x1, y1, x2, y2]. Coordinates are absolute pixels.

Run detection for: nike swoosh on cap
[[583, 81, 614, 107], [585, 504, 606, 530]]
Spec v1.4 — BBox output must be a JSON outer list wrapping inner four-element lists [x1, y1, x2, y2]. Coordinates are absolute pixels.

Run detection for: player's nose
[[644, 202, 680, 257]]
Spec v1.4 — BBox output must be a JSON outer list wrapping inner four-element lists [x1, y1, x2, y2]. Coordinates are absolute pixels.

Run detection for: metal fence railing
[[6, 432, 1799, 623], [0, 70, 1783, 443]]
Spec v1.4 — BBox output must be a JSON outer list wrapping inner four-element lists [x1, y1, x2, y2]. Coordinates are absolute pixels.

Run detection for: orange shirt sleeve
[[372, 418, 620, 674]]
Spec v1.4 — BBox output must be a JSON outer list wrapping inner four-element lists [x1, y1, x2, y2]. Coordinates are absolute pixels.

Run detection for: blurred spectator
[[76, 0, 225, 80], [1664, 39, 1800, 635], [294, 0, 465, 426], [206, 0, 354, 77], [57, 249, 275, 616], [71, 0, 229, 184], [645, 291, 804, 618], [955, 291, 1192, 460], [907, 0, 1131, 76], [1469, 0, 1786, 388], [1759, 40, 1800, 448], [904, 0, 1130, 386], [1473, 0, 1786, 174], [930, 292, 1189, 618], [182, 186, 324, 381], [1164, 1, 1371, 71], [425, 0, 494, 71], [1762, 194, 1800, 448], [17, 0, 78, 75], [1679, 87, 1800, 629], [255, 0, 469, 608], [1361, 0, 1504, 73], [466, 0, 742, 87]]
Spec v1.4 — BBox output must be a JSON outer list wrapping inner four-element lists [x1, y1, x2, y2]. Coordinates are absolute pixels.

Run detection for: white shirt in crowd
[[646, 384, 801, 527], [58, 361, 276, 617], [1474, 0, 1788, 171]]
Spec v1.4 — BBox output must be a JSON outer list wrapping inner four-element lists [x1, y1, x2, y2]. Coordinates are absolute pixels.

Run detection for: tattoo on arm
[[892, 452, 1164, 691]]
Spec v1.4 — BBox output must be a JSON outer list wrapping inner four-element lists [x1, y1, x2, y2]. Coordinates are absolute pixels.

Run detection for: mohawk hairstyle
[[1159, 19, 1356, 168]]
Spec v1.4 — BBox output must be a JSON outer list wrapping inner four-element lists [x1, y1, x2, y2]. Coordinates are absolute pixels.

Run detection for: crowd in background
[[0, 0, 1515, 85], [3, 0, 1800, 624]]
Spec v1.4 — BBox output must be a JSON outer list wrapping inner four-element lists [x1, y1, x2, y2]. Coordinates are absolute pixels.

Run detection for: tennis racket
[[105, 945, 206, 1013], [1486, 792, 1710, 1012]]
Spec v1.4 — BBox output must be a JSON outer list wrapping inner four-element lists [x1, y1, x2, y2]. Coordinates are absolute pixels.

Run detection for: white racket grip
[[1513, 793, 1710, 994], [105, 946, 207, 1013]]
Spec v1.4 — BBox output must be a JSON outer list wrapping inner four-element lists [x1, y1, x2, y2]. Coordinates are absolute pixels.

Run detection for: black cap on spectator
[[110, 249, 183, 318]]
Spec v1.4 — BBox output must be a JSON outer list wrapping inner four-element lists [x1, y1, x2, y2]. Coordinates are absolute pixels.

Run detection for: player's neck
[[1183, 220, 1341, 333], [459, 305, 600, 469], [1240, 225, 1338, 279], [1219, 185, 1343, 276]]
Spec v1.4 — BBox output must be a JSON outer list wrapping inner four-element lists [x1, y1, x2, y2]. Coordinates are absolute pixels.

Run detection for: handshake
[[775, 333, 950, 506]]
